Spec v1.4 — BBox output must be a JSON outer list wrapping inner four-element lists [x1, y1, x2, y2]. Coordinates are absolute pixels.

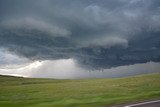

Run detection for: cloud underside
[[0, 58, 159, 79], [0, 0, 160, 71], [0, 49, 159, 79]]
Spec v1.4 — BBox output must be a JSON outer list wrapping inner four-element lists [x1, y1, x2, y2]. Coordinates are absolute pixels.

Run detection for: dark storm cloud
[[0, 0, 160, 68]]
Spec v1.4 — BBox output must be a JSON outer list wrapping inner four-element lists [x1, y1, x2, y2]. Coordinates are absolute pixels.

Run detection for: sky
[[0, 0, 160, 79]]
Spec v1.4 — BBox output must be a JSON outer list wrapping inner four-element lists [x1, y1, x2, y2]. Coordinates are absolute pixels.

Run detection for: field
[[0, 73, 160, 107]]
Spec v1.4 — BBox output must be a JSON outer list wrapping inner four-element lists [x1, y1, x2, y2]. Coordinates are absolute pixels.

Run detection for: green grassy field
[[0, 73, 160, 107]]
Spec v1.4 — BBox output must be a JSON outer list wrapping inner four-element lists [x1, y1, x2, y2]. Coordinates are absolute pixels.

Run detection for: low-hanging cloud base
[[0, 58, 159, 79]]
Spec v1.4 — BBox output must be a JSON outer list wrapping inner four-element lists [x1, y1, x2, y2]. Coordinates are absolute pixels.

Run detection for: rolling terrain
[[0, 73, 160, 107]]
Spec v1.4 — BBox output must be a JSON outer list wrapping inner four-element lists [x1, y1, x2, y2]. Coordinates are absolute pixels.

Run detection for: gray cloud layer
[[0, 59, 159, 79], [0, 0, 160, 69]]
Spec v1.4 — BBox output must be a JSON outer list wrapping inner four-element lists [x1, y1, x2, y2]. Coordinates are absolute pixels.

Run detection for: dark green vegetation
[[0, 73, 160, 107]]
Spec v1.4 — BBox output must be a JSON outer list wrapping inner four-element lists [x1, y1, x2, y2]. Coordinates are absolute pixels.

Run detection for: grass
[[0, 73, 160, 107]]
